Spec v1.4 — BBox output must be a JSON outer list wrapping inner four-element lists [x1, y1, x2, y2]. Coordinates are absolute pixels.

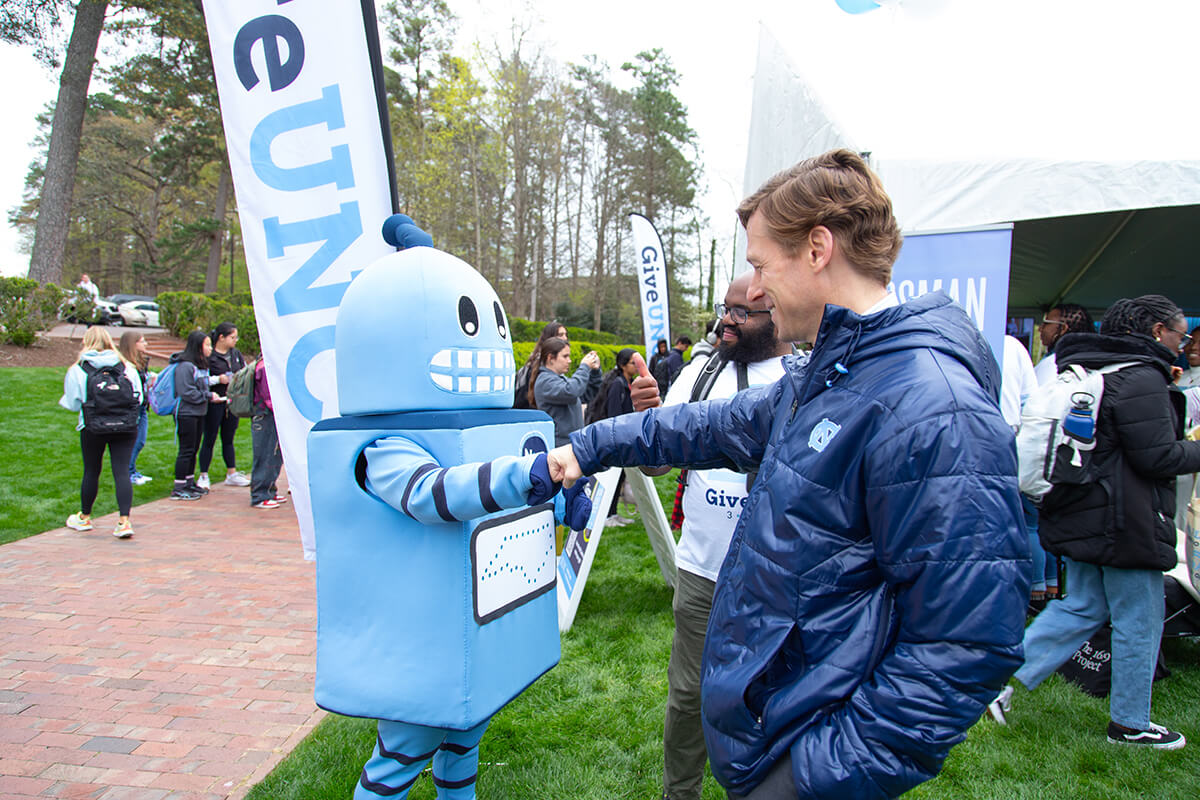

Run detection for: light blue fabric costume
[[309, 219, 573, 799]]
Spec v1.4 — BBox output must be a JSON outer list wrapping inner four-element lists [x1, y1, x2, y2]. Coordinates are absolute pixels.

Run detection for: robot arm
[[363, 436, 544, 524]]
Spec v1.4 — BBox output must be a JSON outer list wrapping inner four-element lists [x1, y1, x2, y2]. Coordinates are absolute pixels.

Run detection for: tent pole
[[1049, 210, 1137, 308]]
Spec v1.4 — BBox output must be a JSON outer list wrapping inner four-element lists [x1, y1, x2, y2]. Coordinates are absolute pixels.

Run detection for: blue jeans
[[1021, 496, 1057, 593], [1014, 557, 1164, 729], [250, 410, 283, 505], [129, 406, 149, 477]]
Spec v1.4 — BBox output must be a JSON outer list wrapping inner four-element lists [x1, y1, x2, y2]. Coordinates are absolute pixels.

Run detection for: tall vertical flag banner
[[202, 0, 397, 559], [629, 213, 670, 357]]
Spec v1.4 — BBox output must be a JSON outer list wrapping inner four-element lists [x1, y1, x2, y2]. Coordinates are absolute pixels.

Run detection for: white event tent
[[743, 13, 1200, 318]]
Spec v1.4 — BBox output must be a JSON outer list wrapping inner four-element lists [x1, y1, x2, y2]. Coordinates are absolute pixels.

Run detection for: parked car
[[61, 296, 121, 325], [118, 300, 160, 327], [107, 293, 154, 306]]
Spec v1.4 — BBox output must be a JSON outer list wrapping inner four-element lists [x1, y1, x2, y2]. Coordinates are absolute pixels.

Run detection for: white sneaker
[[196, 473, 211, 490], [131, 473, 152, 486], [986, 684, 1014, 725], [66, 513, 93, 531], [606, 514, 630, 527], [224, 471, 250, 487]]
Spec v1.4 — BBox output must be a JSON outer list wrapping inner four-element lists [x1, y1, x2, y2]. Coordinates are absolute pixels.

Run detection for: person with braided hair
[[1034, 302, 1095, 385], [991, 294, 1200, 749]]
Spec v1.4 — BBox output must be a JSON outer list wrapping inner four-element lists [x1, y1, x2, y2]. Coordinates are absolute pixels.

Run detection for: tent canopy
[[744, 25, 1200, 317]]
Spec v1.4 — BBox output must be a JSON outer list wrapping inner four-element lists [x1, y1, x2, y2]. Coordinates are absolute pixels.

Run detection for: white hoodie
[[60, 350, 144, 432]]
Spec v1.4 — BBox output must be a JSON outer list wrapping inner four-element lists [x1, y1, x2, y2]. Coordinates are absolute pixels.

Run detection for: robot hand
[[561, 477, 593, 531], [381, 214, 434, 250], [526, 452, 559, 506]]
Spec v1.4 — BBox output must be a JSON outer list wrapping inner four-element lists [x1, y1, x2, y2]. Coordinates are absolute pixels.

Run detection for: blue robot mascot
[[308, 215, 590, 799]]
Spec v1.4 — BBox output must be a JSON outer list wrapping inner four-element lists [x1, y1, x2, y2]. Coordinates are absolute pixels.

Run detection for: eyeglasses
[[715, 303, 771, 324], [1169, 328, 1192, 352], [1040, 318, 1066, 328]]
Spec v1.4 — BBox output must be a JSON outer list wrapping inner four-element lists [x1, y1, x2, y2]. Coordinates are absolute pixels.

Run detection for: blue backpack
[[148, 362, 179, 415]]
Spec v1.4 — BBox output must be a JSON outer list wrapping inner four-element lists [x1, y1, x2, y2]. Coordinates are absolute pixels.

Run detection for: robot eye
[[493, 301, 507, 339], [458, 296, 479, 337]]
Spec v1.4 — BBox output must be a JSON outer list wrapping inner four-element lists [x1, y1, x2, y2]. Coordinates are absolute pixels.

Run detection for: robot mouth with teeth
[[429, 348, 516, 394]]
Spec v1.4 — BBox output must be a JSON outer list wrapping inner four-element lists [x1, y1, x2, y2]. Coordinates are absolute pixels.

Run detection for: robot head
[[335, 247, 515, 415]]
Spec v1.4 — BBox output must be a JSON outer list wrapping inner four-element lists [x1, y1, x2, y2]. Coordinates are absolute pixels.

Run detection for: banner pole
[[359, 0, 400, 215]]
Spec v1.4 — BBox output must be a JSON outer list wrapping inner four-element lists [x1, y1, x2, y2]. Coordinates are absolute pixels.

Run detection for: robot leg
[[431, 718, 490, 800], [355, 719, 444, 799]]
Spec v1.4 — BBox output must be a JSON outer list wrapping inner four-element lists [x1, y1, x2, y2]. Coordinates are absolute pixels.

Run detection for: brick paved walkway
[[0, 475, 321, 799]]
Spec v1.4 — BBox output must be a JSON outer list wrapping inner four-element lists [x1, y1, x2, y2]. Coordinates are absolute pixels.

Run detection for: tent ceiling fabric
[[746, 27, 1200, 320], [1009, 205, 1200, 317]]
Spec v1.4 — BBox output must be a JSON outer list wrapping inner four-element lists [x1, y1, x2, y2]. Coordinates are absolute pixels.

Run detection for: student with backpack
[[513, 321, 567, 409], [118, 331, 153, 486], [169, 330, 217, 501], [991, 294, 1200, 750], [59, 327, 144, 538], [196, 322, 249, 489]]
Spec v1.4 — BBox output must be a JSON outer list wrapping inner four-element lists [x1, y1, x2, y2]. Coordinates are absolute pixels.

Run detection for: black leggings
[[175, 414, 204, 481], [198, 401, 239, 473], [80, 429, 136, 516]]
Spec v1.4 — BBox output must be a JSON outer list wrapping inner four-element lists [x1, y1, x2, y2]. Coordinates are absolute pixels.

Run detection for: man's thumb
[[631, 352, 651, 378]]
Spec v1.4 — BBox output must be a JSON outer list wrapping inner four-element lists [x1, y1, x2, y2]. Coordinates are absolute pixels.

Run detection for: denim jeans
[[1021, 496, 1057, 593], [129, 406, 149, 477], [250, 410, 283, 505], [1014, 557, 1164, 729]]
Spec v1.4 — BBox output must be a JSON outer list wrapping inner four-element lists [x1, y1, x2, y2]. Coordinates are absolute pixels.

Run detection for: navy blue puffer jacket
[[571, 293, 1030, 799]]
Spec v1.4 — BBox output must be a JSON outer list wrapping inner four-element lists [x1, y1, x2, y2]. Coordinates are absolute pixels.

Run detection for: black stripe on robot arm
[[431, 469, 455, 522], [433, 774, 477, 789], [400, 463, 439, 517], [477, 461, 501, 514]]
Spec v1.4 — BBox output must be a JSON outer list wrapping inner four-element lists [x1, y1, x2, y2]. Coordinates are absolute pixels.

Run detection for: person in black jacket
[[170, 330, 217, 501], [992, 295, 1200, 750], [196, 322, 248, 489]]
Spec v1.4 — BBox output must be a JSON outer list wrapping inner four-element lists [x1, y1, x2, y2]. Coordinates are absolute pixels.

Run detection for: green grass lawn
[[245, 474, 1200, 799], [0, 367, 251, 543]]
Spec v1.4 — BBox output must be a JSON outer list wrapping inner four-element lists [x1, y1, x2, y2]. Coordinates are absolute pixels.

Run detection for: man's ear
[[807, 226, 835, 273]]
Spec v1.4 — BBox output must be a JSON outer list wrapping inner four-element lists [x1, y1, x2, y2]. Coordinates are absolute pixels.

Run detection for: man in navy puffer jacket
[[550, 150, 1030, 799]]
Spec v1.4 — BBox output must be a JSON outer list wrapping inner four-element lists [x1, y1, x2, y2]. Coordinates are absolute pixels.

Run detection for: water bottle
[[1061, 393, 1096, 442]]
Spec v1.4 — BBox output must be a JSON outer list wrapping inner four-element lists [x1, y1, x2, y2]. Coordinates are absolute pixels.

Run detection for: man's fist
[[547, 444, 583, 488]]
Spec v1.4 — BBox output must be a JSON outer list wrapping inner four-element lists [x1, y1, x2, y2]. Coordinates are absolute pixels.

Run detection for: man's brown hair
[[737, 149, 903, 285]]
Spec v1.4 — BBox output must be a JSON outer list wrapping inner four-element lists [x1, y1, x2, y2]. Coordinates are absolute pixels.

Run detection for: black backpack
[[513, 363, 533, 409], [81, 362, 139, 435], [652, 355, 673, 398]]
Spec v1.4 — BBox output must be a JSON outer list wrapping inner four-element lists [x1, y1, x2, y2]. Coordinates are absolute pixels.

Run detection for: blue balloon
[[836, 0, 881, 13]]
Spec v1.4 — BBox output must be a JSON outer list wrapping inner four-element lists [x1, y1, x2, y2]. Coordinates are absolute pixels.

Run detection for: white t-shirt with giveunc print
[[665, 354, 787, 581]]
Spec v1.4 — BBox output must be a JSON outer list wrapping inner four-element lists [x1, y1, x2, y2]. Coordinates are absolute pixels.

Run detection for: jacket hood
[[791, 291, 1001, 405], [1054, 332, 1176, 380], [78, 350, 122, 368]]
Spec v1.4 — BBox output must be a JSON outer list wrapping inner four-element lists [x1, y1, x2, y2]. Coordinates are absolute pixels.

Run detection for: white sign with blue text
[[888, 226, 1014, 363], [202, 0, 396, 558], [630, 213, 670, 358]]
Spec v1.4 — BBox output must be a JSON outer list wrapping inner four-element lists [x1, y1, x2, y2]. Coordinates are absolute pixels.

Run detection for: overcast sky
[[4, 0, 1199, 279]]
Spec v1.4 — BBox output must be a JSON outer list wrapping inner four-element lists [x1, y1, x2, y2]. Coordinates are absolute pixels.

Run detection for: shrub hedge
[[0, 277, 75, 347], [157, 291, 260, 356]]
